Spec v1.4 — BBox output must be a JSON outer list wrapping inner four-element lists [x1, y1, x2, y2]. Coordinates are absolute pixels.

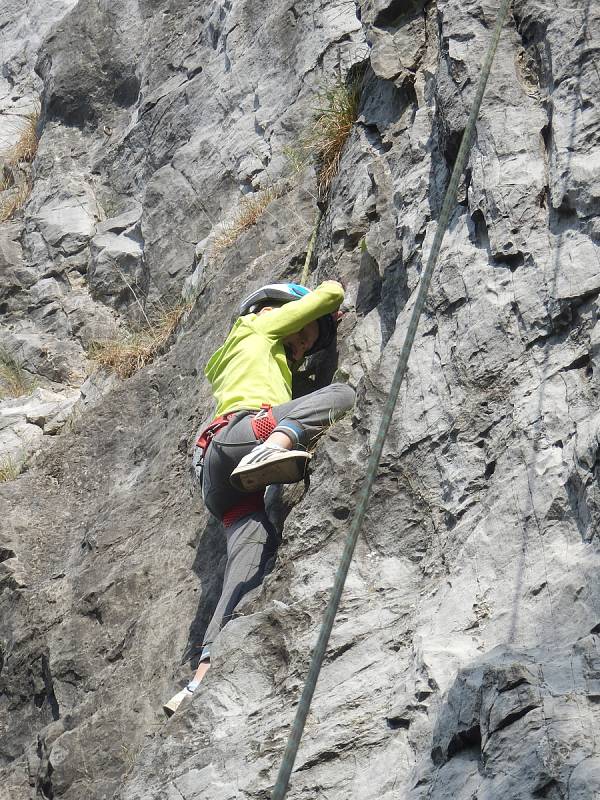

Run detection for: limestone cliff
[[1, 0, 599, 798]]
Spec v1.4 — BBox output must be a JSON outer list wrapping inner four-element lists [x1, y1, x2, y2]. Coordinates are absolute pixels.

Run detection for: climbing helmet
[[238, 282, 337, 354]]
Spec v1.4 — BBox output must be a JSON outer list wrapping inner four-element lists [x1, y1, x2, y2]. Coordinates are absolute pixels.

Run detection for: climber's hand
[[321, 279, 344, 292]]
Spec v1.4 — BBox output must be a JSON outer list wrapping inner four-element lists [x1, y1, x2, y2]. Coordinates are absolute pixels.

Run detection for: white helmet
[[239, 282, 337, 354]]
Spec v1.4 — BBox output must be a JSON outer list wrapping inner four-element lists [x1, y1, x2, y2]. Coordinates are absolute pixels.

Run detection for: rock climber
[[163, 280, 355, 716]]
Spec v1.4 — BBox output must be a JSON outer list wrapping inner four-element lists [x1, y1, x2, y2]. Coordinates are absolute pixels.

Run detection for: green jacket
[[205, 283, 344, 415]]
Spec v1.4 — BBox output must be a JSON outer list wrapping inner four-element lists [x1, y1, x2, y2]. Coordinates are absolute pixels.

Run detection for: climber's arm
[[251, 281, 344, 339]]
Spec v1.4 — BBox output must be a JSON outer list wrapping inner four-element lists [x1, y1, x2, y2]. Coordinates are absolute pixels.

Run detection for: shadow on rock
[[182, 516, 227, 667]]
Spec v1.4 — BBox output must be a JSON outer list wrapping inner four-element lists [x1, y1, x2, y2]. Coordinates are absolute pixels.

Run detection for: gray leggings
[[198, 383, 355, 660]]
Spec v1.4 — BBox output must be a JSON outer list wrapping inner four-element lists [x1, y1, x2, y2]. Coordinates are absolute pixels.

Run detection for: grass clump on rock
[[304, 75, 362, 191], [0, 180, 33, 223], [90, 303, 191, 379], [3, 110, 40, 165], [0, 458, 20, 483], [0, 350, 34, 399], [210, 187, 280, 255], [0, 108, 40, 222]]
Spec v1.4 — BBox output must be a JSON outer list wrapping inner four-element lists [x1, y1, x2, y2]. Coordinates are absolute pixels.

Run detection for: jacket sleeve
[[249, 283, 344, 339]]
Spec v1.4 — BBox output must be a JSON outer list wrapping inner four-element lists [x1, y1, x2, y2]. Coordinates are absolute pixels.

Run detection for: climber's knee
[[331, 382, 356, 413]]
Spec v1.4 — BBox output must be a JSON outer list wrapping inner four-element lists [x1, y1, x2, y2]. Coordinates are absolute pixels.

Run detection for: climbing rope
[[300, 208, 323, 286], [271, 1, 512, 797]]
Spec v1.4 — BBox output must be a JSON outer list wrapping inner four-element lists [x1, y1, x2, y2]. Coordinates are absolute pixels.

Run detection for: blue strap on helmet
[[286, 283, 310, 298]]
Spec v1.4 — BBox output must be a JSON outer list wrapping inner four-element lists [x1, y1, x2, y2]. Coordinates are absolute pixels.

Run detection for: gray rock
[[96, 206, 142, 236], [0, 330, 87, 385], [0, 223, 39, 316], [0, 417, 43, 466], [0, 0, 77, 103], [0, 0, 599, 799], [61, 287, 119, 347], [0, 387, 79, 465], [88, 229, 146, 309], [0, 387, 78, 429], [35, 0, 142, 129], [29, 180, 99, 255]]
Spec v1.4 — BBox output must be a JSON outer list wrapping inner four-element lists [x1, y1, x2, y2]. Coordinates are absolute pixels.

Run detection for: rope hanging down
[[300, 208, 323, 287], [271, 1, 512, 798]]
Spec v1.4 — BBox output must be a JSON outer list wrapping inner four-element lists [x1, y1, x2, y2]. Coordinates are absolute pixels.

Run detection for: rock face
[[1, 0, 599, 799]]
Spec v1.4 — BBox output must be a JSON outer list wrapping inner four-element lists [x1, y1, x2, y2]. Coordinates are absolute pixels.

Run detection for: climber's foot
[[163, 660, 210, 718], [163, 684, 196, 718], [230, 444, 311, 492]]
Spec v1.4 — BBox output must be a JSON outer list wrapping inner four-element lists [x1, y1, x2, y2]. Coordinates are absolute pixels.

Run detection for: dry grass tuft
[[0, 108, 40, 222], [0, 458, 20, 483], [0, 167, 14, 192], [1, 109, 40, 166], [210, 187, 279, 255], [303, 77, 362, 191], [283, 145, 308, 176], [0, 350, 33, 399], [90, 303, 191, 379], [0, 180, 32, 223]]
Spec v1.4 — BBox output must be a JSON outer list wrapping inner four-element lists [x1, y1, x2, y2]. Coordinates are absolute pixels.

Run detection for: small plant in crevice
[[0, 457, 20, 483], [1, 108, 40, 166], [0, 349, 34, 399], [0, 107, 40, 222], [283, 144, 309, 176], [89, 302, 192, 379], [0, 166, 14, 192], [303, 74, 363, 192], [210, 186, 281, 256], [0, 179, 33, 223]]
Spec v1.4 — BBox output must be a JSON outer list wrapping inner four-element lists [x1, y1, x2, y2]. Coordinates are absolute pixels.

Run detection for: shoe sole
[[163, 698, 180, 717], [163, 701, 177, 718], [162, 688, 192, 718], [230, 452, 311, 492]]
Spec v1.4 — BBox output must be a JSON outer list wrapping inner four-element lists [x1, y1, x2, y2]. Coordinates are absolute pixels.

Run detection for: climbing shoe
[[230, 444, 311, 492], [163, 683, 197, 717]]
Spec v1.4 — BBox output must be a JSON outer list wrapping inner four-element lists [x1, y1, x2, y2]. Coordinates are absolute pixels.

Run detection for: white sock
[[260, 442, 287, 451], [187, 679, 200, 692]]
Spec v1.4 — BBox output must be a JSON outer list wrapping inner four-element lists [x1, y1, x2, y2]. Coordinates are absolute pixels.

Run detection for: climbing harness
[[251, 404, 278, 442], [270, 1, 513, 798], [222, 493, 265, 527], [197, 405, 278, 527], [196, 404, 278, 466], [195, 412, 239, 465]]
